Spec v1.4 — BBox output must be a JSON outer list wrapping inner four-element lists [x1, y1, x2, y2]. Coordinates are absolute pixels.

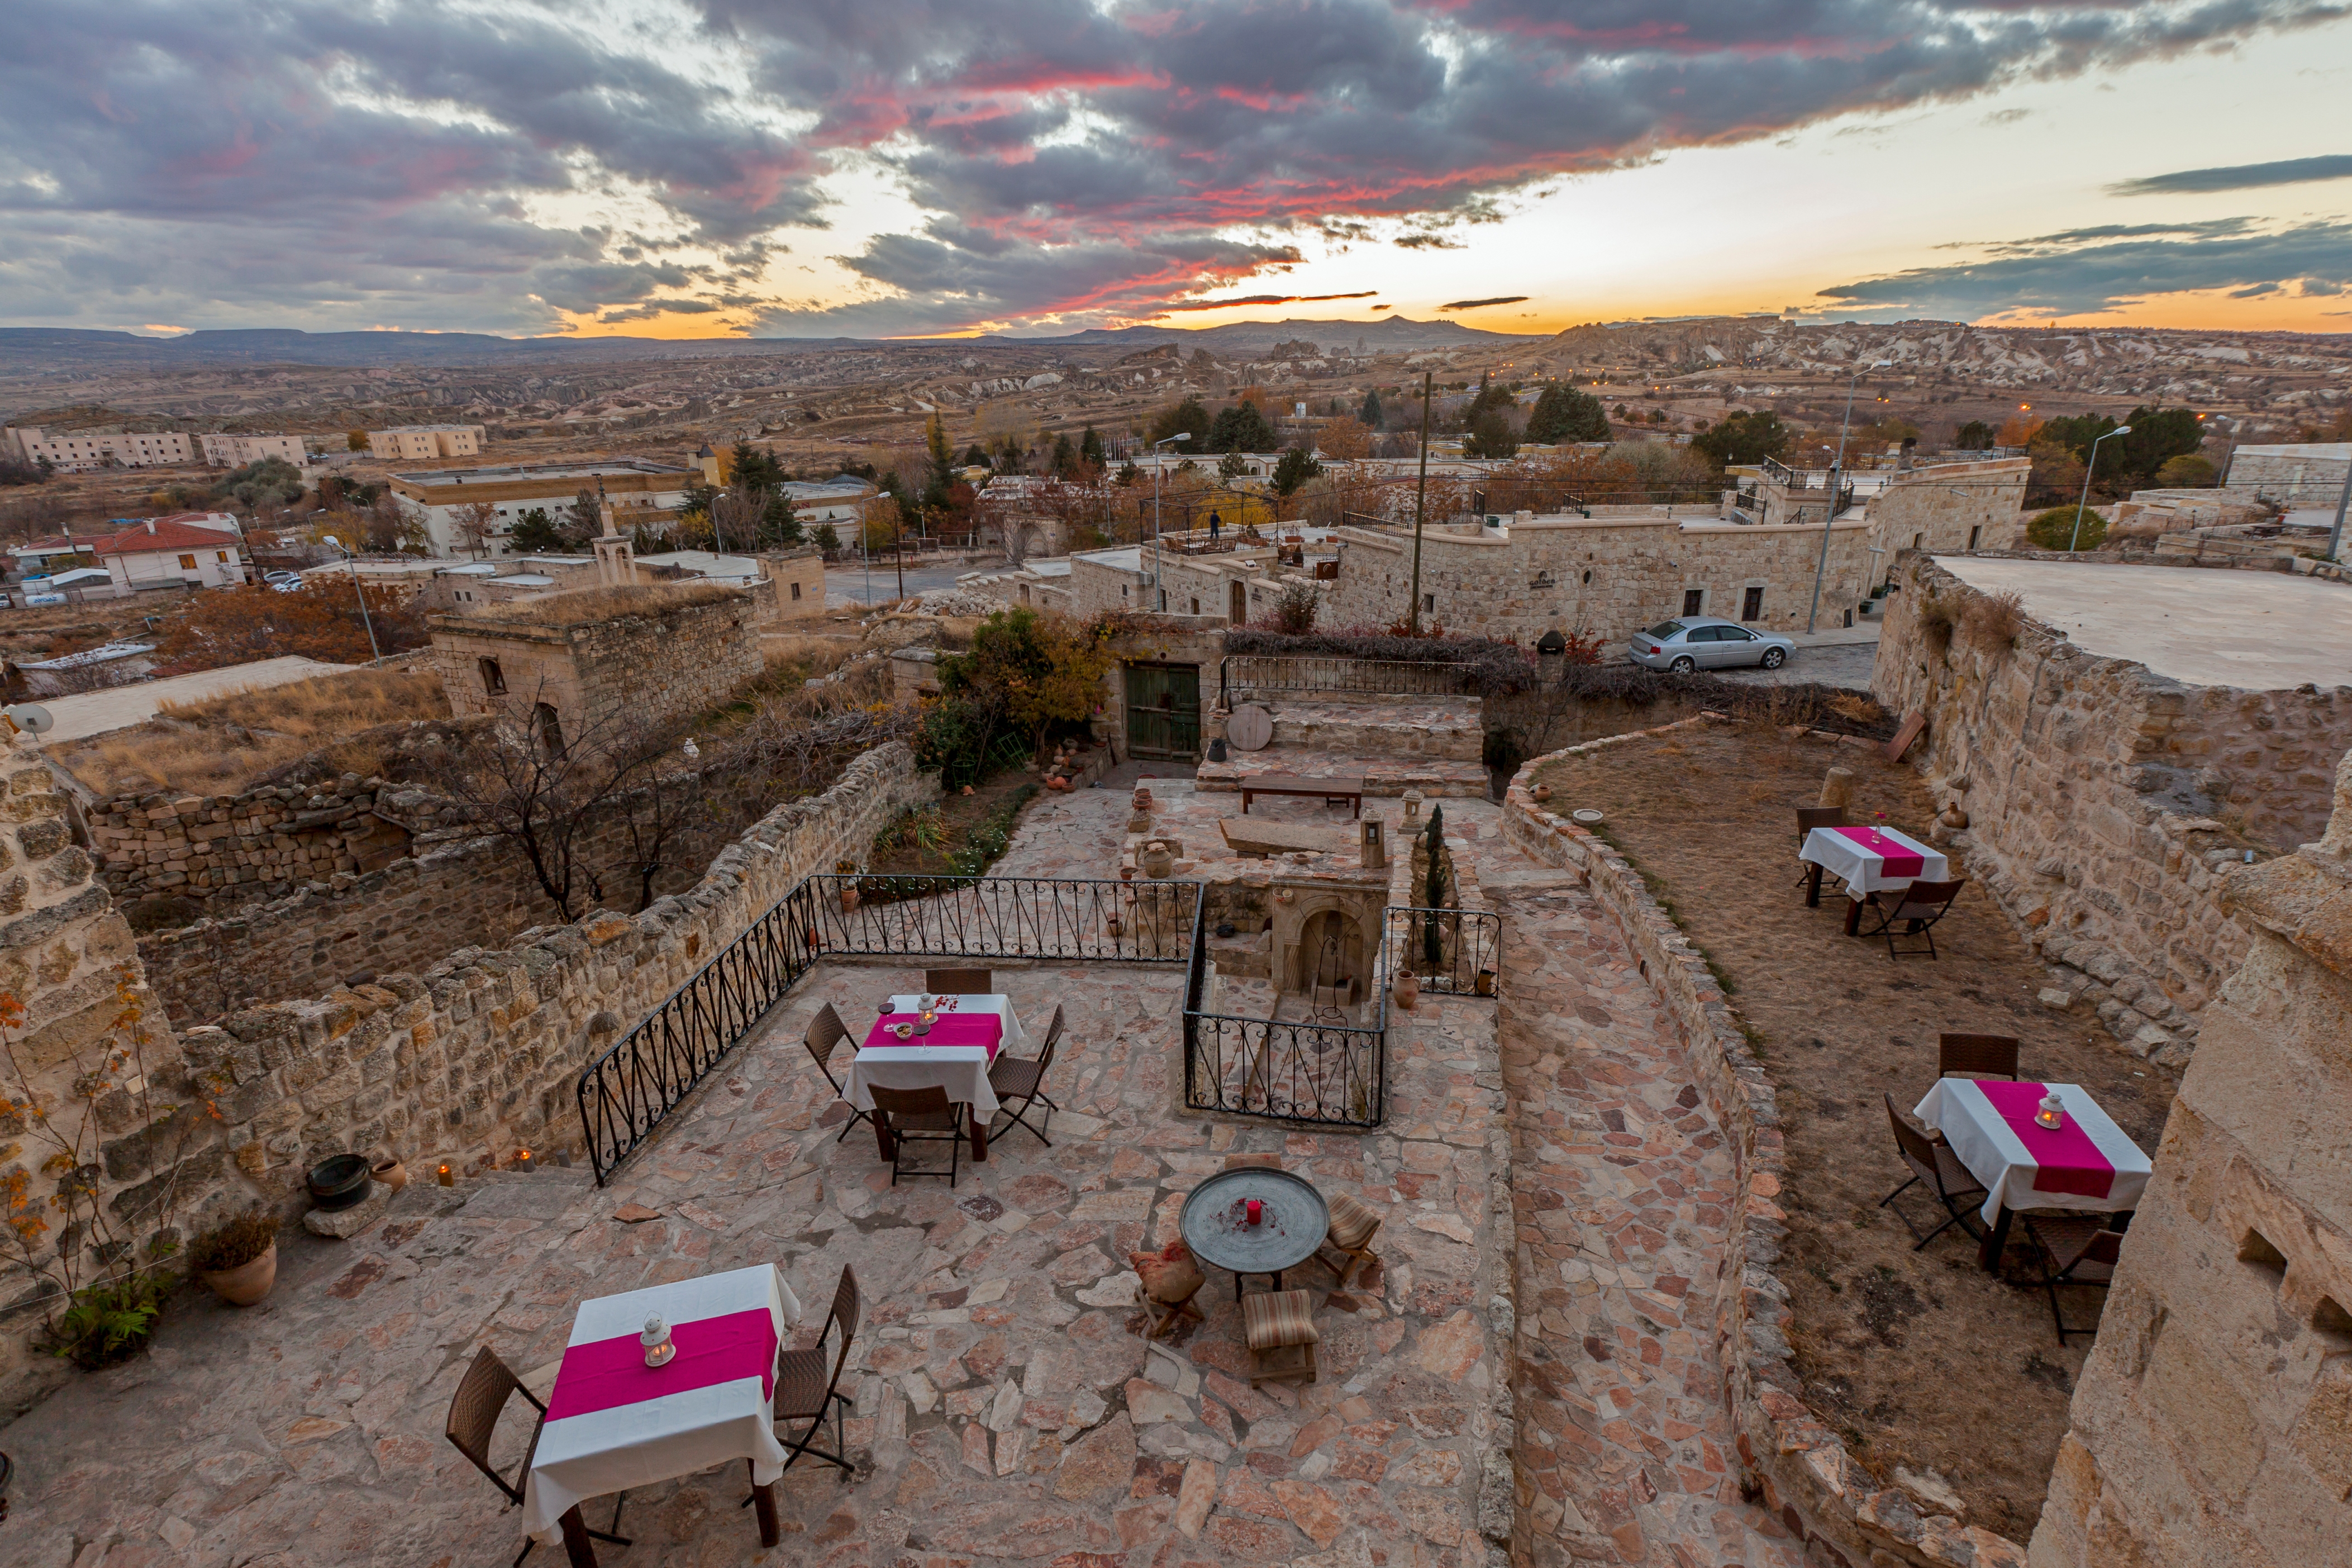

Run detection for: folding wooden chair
[[988, 1004, 1063, 1148], [749, 1265, 860, 1485], [2022, 1214, 2125, 1345], [801, 1003, 869, 1143], [925, 968, 994, 995], [868, 1083, 966, 1186], [446, 1346, 629, 1566], [1794, 805, 1848, 890], [1879, 1093, 1989, 1250], [1314, 1193, 1383, 1289], [1937, 1032, 2020, 1081], [1857, 878, 1966, 959]]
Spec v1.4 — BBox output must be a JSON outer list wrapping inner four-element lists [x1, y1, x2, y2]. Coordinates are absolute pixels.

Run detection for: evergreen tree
[[1079, 425, 1105, 471], [509, 506, 566, 554], [1359, 388, 1383, 428], [1149, 398, 1210, 453], [1272, 446, 1322, 496], [963, 443, 991, 469], [1207, 400, 1274, 453], [1051, 432, 1079, 477], [729, 439, 785, 492], [1525, 382, 1611, 444], [923, 412, 956, 512]]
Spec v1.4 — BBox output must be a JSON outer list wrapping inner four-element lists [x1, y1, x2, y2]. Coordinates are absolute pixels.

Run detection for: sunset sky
[[3, 1, 2350, 341]]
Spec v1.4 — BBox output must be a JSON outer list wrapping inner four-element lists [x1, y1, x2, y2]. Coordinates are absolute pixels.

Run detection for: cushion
[[1131, 1241, 1203, 1305], [1323, 1193, 1382, 1253], [1241, 1289, 1320, 1351]]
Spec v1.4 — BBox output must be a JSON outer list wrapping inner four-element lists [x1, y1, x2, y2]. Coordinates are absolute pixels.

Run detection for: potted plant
[[192, 1209, 281, 1307], [834, 859, 860, 912]]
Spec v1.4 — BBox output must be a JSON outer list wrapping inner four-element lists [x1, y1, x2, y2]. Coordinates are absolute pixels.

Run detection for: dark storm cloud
[[2109, 154, 2352, 195], [1440, 296, 1529, 310], [2, 0, 2345, 332], [1157, 291, 1379, 312]]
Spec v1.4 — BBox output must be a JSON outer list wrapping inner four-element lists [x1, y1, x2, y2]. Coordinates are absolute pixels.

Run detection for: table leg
[[1805, 864, 1823, 908], [1241, 792, 1253, 814], [1978, 1202, 2013, 1272], [1844, 897, 1864, 937], [970, 1107, 989, 1164], [873, 1113, 895, 1163], [558, 1506, 599, 1568], [751, 1480, 781, 1548]]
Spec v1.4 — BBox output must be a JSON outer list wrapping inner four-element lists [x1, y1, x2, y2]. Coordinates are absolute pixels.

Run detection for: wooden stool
[[1315, 1193, 1383, 1289], [1241, 1289, 1320, 1386]]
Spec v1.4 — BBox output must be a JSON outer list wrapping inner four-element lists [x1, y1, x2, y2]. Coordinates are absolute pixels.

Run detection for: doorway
[[1124, 663, 1201, 760]]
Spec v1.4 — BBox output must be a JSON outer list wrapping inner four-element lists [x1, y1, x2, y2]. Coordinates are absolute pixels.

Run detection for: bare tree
[[451, 499, 499, 559]]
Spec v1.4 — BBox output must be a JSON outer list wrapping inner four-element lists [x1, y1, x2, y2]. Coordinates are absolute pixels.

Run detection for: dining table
[[1180, 1168, 1331, 1299], [1800, 823, 1949, 934], [845, 993, 1032, 1164], [1913, 1078, 2153, 1271], [523, 1263, 803, 1566]]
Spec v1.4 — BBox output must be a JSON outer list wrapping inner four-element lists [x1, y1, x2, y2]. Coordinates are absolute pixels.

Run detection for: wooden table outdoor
[[1239, 774, 1364, 819]]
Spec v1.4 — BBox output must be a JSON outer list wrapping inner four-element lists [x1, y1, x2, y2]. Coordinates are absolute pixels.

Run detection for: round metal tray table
[[1179, 1168, 1330, 1299]]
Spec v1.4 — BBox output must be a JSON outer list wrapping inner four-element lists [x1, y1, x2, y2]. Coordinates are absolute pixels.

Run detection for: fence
[[1384, 905, 1502, 997], [577, 873, 1199, 1183], [1179, 892, 1392, 1128], [1219, 655, 1479, 706]]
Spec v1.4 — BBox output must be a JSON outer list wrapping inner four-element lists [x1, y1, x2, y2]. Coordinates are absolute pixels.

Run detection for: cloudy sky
[[3, 0, 2350, 341]]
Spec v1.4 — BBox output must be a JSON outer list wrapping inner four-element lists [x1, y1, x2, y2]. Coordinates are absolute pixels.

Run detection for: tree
[[1464, 371, 1513, 426], [2156, 454, 2217, 488], [1149, 398, 1210, 453], [863, 493, 903, 554], [1079, 425, 1106, 471], [508, 506, 566, 554], [936, 607, 1115, 759], [2026, 438, 2086, 507], [150, 581, 426, 674], [1692, 410, 1791, 470], [216, 457, 304, 510], [729, 439, 786, 493], [1317, 415, 1372, 460], [563, 487, 604, 544], [812, 522, 841, 553], [1996, 411, 2044, 448], [1524, 383, 1610, 445], [1207, 399, 1274, 453], [962, 443, 990, 469], [1051, 432, 1079, 478], [358, 494, 431, 555], [1217, 450, 1251, 481], [2026, 504, 2106, 551], [452, 500, 499, 559], [1464, 407, 1519, 461], [1359, 389, 1383, 428], [346, 430, 369, 452], [1955, 419, 1996, 450], [923, 413, 957, 512]]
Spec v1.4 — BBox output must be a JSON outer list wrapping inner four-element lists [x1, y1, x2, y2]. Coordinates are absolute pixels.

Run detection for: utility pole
[[2327, 456, 2350, 564], [1409, 370, 1432, 635], [1807, 359, 1891, 633]]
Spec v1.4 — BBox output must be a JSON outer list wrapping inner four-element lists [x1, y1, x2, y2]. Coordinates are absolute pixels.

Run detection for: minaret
[[593, 479, 634, 586]]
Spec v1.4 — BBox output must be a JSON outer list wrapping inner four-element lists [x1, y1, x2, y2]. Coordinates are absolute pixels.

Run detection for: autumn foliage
[[151, 581, 428, 675]]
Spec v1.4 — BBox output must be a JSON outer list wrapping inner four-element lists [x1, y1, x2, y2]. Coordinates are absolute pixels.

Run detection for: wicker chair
[[1240, 1289, 1320, 1387], [1315, 1193, 1384, 1289], [925, 968, 994, 995], [1794, 805, 1848, 890], [446, 1346, 629, 1566], [2023, 1214, 2126, 1345], [1857, 878, 1967, 960], [1879, 1093, 1990, 1250], [988, 1004, 1064, 1148], [802, 1003, 868, 1143], [1938, 1032, 2020, 1081], [748, 1265, 861, 1488], [868, 1083, 966, 1186]]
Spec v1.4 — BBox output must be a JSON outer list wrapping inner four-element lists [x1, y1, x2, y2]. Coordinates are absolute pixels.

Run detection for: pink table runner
[[1977, 1081, 2115, 1200], [861, 1012, 1002, 1059], [546, 1306, 778, 1422], [1827, 825, 1924, 878]]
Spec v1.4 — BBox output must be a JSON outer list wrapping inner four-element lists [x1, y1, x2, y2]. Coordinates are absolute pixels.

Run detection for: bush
[[2025, 505, 2106, 551], [2155, 454, 2217, 488], [1267, 582, 1320, 635], [1958, 590, 2026, 656], [190, 1209, 279, 1274], [47, 1272, 173, 1370]]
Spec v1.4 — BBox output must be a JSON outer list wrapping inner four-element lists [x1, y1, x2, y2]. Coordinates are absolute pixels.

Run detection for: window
[[1741, 585, 1764, 621], [1644, 620, 1684, 640], [533, 703, 566, 760], [789, 582, 801, 600], [479, 657, 506, 695], [1912, 532, 1924, 550], [178, 554, 198, 570], [1967, 525, 1982, 550], [216, 550, 230, 563], [1422, 592, 1435, 614], [1190, 597, 1200, 614], [1682, 588, 1704, 616]]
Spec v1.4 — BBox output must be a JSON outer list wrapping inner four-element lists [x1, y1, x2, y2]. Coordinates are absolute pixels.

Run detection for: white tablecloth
[[523, 1264, 801, 1540], [1799, 824, 1949, 897], [1913, 1079, 2153, 1227], [842, 993, 1029, 1120]]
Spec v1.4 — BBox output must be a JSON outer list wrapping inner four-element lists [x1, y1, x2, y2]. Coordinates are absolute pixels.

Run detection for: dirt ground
[[1532, 722, 2180, 1541]]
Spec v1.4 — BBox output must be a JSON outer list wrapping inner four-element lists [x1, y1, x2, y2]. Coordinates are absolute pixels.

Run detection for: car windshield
[[1642, 621, 1684, 640]]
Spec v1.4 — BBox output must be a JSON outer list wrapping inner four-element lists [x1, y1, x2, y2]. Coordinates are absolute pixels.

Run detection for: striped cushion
[[1325, 1193, 1381, 1252], [1241, 1289, 1320, 1351]]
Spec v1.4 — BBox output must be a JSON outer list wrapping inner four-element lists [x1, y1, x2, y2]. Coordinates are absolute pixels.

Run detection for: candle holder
[[436, 1162, 454, 1188], [641, 1314, 675, 1369], [2035, 1092, 2065, 1131], [515, 1149, 534, 1173]]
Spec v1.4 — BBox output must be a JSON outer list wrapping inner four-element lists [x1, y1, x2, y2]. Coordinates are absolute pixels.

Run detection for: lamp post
[[1149, 433, 1190, 610], [2070, 424, 2133, 552], [1409, 370, 1434, 634], [320, 535, 381, 661], [2326, 451, 2350, 565], [1807, 360, 1893, 633]]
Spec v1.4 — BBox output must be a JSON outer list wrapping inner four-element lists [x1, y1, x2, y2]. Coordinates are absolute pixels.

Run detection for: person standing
[[1208, 510, 1222, 543]]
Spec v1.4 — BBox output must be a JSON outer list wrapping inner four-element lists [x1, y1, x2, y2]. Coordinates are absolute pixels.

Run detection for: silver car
[[1628, 616, 1794, 673]]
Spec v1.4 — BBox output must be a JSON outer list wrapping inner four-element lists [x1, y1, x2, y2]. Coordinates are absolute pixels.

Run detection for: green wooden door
[[1125, 663, 1201, 760]]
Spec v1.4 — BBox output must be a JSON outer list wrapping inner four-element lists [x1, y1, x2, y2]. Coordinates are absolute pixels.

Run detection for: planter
[[201, 1241, 278, 1307], [372, 1157, 408, 1194], [1206, 737, 1229, 764], [840, 885, 860, 913], [306, 1154, 373, 1212], [1139, 842, 1175, 879], [1531, 783, 1552, 803], [1393, 969, 1421, 1011], [1474, 967, 1497, 998]]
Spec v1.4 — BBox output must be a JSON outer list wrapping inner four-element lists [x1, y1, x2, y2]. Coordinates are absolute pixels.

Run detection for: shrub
[[47, 1272, 173, 1370], [189, 1209, 279, 1274], [1267, 582, 1320, 635], [2025, 504, 2106, 552], [1917, 592, 1958, 654], [1959, 590, 2026, 655]]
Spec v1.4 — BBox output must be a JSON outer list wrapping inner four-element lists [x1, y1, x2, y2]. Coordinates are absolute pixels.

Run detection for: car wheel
[[1669, 655, 1696, 674], [1760, 647, 1786, 669]]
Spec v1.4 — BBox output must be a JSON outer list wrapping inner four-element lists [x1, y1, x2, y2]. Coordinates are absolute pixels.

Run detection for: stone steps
[[1240, 697, 1485, 761]]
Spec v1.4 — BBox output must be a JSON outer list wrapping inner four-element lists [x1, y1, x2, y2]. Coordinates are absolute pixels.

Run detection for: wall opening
[[2239, 1228, 2289, 1280], [1741, 585, 1765, 621], [1682, 588, 1703, 617], [533, 702, 566, 761], [479, 657, 506, 695], [2312, 1296, 2352, 1353]]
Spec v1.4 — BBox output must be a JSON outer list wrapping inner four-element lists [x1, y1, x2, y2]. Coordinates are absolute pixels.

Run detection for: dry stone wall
[[86, 776, 419, 909], [1872, 556, 2352, 1064]]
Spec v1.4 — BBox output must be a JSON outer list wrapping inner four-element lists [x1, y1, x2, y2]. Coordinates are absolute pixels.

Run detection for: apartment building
[[367, 425, 487, 461], [387, 459, 696, 556], [199, 433, 309, 468], [2, 427, 194, 471]]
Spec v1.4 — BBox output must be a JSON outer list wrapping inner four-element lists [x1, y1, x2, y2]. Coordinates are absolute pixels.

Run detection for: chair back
[[1938, 1032, 2020, 1080], [2085, 1230, 2125, 1269], [869, 1083, 954, 1126], [1796, 806, 1847, 845], [803, 1003, 850, 1086], [1894, 879, 1965, 919], [926, 968, 993, 995], [1883, 1093, 1942, 1184], [1035, 1004, 1066, 1073], [446, 1346, 536, 1505]]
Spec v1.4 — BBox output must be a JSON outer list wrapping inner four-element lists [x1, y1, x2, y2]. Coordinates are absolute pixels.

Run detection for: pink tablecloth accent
[[546, 1307, 778, 1423], [861, 1012, 1002, 1060], [1977, 1081, 2115, 1201], [1827, 825, 1924, 878]]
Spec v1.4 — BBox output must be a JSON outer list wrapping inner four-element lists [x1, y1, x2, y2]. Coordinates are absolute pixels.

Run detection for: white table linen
[[842, 993, 1029, 1120], [1913, 1078, 2153, 1227], [1799, 824, 1949, 898], [523, 1264, 797, 1541]]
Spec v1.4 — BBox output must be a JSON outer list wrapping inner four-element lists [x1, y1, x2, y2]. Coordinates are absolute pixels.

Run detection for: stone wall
[[2030, 750, 2352, 1568], [1871, 556, 2352, 1060], [1500, 723, 2030, 1568], [87, 776, 421, 911], [2225, 442, 2350, 507]]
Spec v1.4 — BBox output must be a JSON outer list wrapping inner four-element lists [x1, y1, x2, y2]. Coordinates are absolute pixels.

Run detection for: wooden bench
[[1238, 774, 1364, 819]]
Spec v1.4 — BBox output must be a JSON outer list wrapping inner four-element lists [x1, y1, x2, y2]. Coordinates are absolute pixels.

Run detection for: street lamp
[[1149, 433, 1190, 609], [2070, 425, 2133, 551], [320, 535, 381, 661], [1807, 360, 1893, 633]]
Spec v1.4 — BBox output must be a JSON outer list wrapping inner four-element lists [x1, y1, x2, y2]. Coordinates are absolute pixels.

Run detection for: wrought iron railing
[[577, 873, 1199, 1183], [1180, 893, 1391, 1129], [1384, 905, 1502, 997], [1219, 655, 1478, 706]]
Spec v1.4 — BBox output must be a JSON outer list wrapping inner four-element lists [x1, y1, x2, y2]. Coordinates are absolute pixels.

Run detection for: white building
[[386, 459, 696, 557], [367, 425, 487, 461], [778, 476, 877, 525], [91, 516, 248, 592], [199, 433, 309, 468], [2, 427, 193, 471]]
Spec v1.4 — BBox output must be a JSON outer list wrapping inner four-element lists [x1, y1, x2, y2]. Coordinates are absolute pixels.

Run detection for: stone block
[[302, 1183, 390, 1238]]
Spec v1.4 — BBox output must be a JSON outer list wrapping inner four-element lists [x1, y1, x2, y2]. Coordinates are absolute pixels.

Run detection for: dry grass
[[467, 582, 745, 628], [758, 633, 858, 680], [1829, 692, 1886, 726], [54, 668, 451, 799], [1959, 589, 2026, 656]]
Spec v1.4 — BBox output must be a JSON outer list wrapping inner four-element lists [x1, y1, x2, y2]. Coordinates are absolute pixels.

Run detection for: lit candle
[[1246, 1199, 1262, 1226], [436, 1163, 454, 1187], [515, 1149, 534, 1172], [2035, 1091, 2065, 1130]]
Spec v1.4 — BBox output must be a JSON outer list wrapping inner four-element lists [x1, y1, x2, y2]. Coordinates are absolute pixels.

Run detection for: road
[[1706, 627, 1880, 692], [34, 656, 358, 743], [824, 559, 991, 607]]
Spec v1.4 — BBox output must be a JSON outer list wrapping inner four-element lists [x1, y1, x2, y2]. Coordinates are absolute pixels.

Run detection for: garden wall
[[1501, 721, 2029, 1568], [86, 776, 423, 909]]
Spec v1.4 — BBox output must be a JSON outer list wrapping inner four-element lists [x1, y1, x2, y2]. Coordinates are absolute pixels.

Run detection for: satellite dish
[[7, 704, 54, 735]]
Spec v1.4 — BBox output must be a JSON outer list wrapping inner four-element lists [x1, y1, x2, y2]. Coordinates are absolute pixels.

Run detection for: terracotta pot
[[840, 885, 860, 913], [371, 1158, 408, 1194], [1393, 969, 1421, 1011], [1531, 784, 1553, 803], [1939, 803, 1970, 830], [202, 1241, 278, 1307], [1139, 842, 1175, 879]]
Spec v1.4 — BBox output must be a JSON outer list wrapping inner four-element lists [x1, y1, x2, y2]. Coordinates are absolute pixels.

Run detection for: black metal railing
[[1760, 456, 1802, 487], [1384, 905, 1502, 997], [1180, 892, 1391, 1128], [577, 873, 1199, 1183], [1219, 655, 1478, 706]]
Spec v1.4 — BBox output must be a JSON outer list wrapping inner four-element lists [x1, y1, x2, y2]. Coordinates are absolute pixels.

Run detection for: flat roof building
[[368, 425, 486, 462], [387, 459, 697, 558]]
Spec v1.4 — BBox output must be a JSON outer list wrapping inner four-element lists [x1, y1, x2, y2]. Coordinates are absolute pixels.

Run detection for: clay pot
[[371, 1157, 409, 1194], [1131, 787, 1154, 811], [1939, 803, 1970, 830], [1393, 969, 1421, 1011], [306, 1154, 372, 1212], [1531, 784, 1553, 803], [201, 1241, 278, 1308], [1139, 841, 1175, 879], [840, 884, 861, 913]]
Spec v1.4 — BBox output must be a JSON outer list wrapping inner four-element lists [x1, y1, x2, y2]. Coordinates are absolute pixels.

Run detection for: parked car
[[1629, 616, 1794, 673], [261, 569, 302, 585]]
